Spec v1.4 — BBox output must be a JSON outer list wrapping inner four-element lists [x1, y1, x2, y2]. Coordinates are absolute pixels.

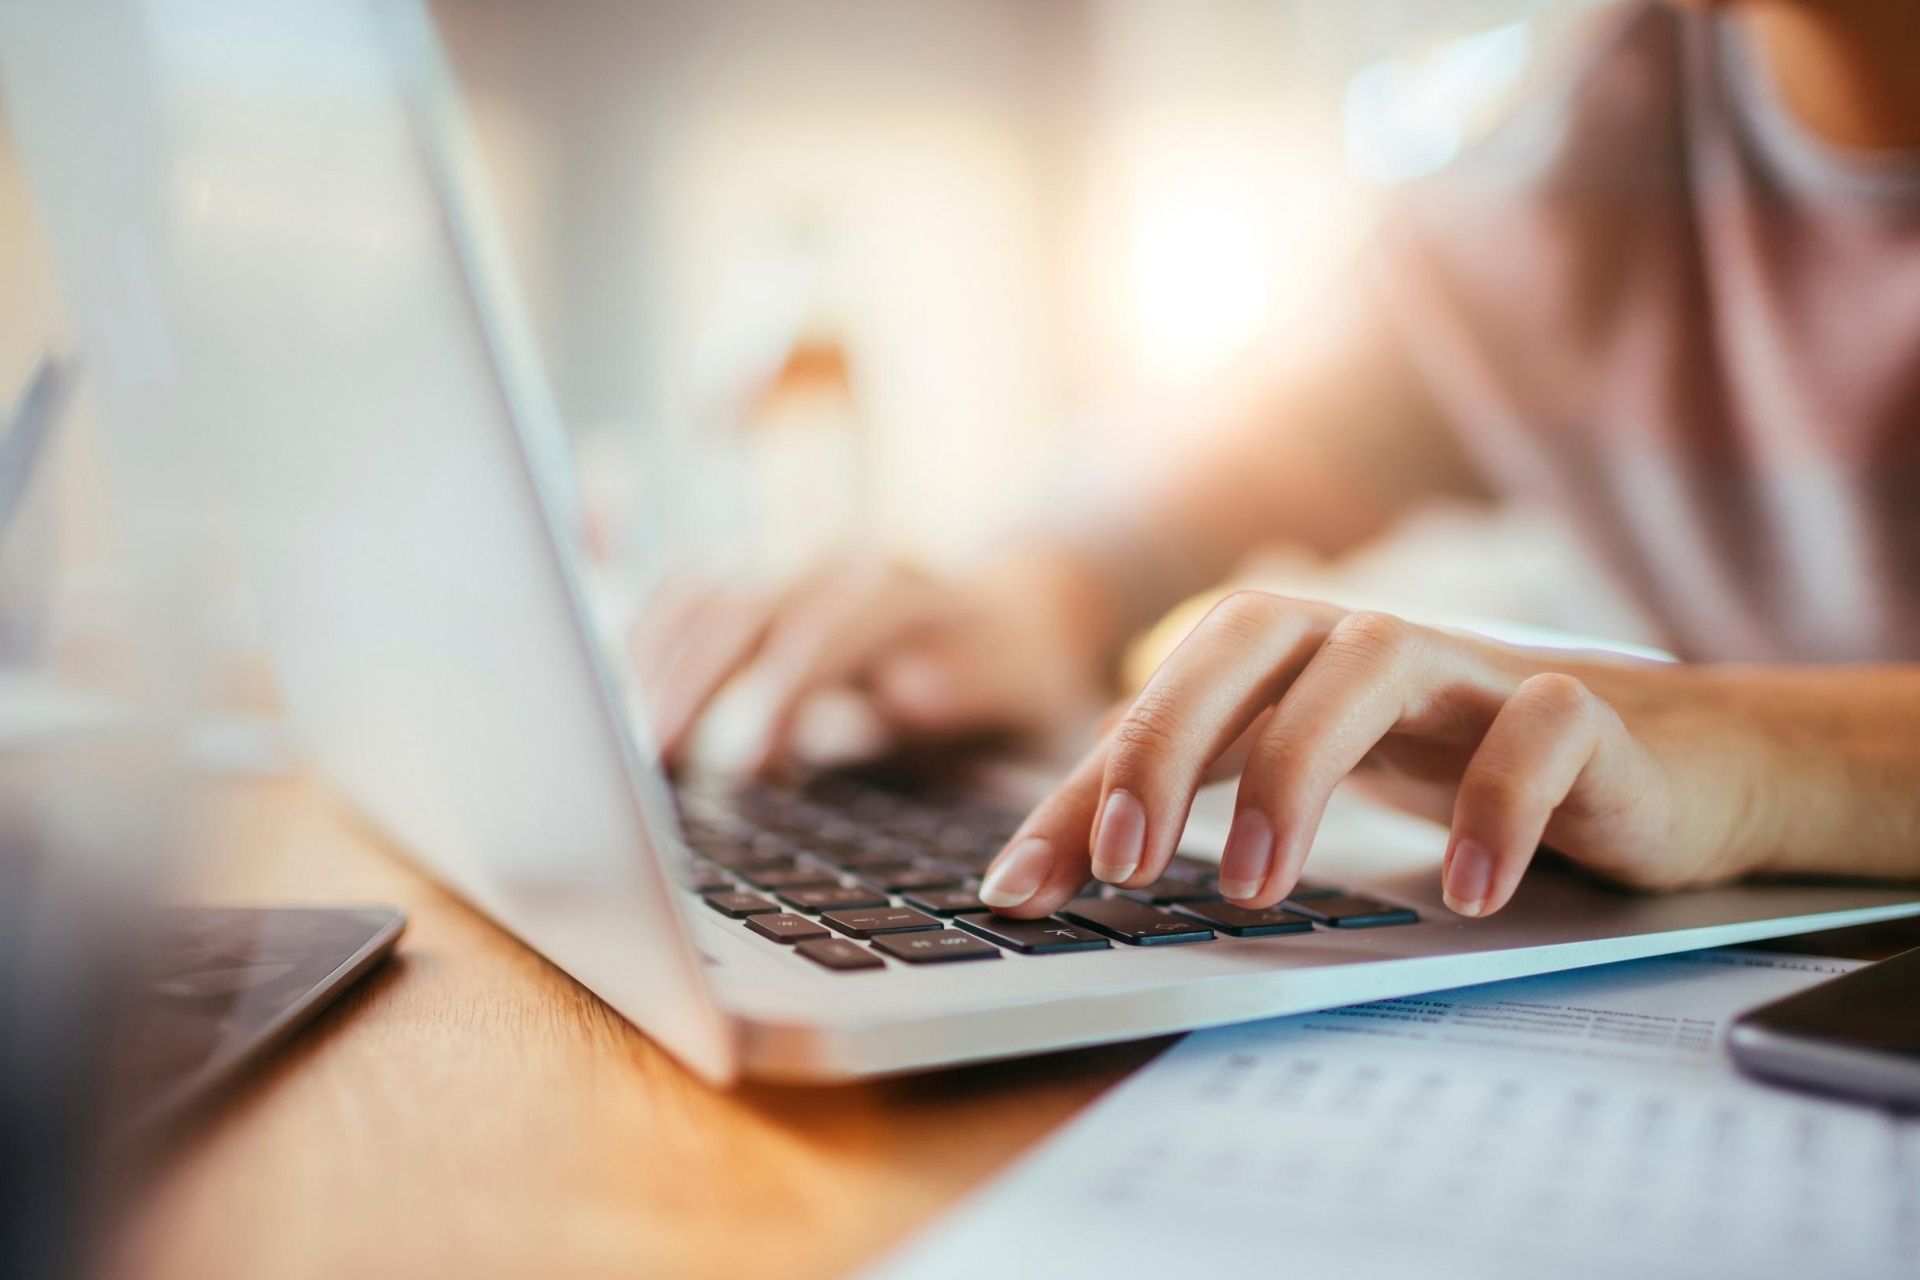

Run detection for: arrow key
[[954, 914, 1112, 955]]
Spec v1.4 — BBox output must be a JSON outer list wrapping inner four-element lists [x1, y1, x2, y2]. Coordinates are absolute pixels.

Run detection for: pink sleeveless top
[[1373, 4, 1920, 662]]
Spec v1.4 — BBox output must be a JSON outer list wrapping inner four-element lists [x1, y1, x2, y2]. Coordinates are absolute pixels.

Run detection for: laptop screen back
[[0, 0, 737, 1080]]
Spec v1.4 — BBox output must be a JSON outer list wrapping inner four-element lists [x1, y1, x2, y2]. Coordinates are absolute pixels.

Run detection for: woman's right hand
[[630, 549, 1116, 776]]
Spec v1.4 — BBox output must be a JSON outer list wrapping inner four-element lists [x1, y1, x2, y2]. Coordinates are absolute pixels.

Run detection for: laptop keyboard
[[673, 775, 1419, 973]]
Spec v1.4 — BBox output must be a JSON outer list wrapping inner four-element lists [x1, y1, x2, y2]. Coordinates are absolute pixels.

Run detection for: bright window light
[[1127, 169, 1273, 380], [1122, 135, 1356, 383]]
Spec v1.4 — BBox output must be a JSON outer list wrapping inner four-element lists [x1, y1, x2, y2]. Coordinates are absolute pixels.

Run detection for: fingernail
[[1217, 810, 1274, 901], [979, 837, 1052, 910], [1445, 839, 1495, 917], [1091, 790, 1146, 882]]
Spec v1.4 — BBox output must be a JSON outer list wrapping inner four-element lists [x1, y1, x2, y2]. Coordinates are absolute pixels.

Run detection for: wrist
[[1550, 661, 1780, 884], [1621, 673, 1903, 884]]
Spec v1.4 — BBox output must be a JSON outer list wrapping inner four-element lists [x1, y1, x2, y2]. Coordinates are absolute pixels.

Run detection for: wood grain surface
[[107, 774, 1920, 1280], [110, 775, 1166, 1280]]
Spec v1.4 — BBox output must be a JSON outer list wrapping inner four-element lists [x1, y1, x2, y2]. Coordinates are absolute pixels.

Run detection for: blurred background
[[425, 0, 1640, 643], [0, 0, 1651, 709]]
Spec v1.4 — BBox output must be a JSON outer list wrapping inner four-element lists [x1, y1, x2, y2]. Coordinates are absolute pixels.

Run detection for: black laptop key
[[1061, 898, 1214, 945], [698, 846, 797, 874], [820, 906, 942, 939], [1115, 881, 1223, 905], [950, 799, 1023, 835], [814, 842, 915, 871], [703, 890, 779, 919], [707, 828, 806, 866], [870, 929, 1002, 965], [746, 807, 841, 840], [1284, 880, 1346, 901], [796, 937, 886, 971], [680, 829, 746, 862], [946, 843, 1004, 870], [1283, 894, 1419, 927], [1159, 857, 1221, 886], [903, 888, 987, 917], [955, 914, 1112, 955], [812, 831, 922, 861], [738, 862, 841, 891], [744, 913, 830, 943], [777, 884, 889, 913], [856, 864, 963, 894], [876, 807, 947, 841], [679, 821, 758, 856], [1174, 901, 1315, 937], [929, 823, 987, 856]]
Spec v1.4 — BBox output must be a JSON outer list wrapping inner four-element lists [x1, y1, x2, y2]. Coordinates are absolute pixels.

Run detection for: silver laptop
[[8, 0, 1917, 1085]]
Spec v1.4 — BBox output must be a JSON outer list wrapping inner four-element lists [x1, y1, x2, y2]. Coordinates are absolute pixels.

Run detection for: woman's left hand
[[977, 592, 1763, 920]]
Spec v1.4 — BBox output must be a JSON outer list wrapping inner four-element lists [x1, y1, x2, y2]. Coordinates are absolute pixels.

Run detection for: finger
[[867, 635, 1024, 737], [786, 686, 895, 770], [742, 564, 948, 773], [1226, 611, 1494, 906], [631, 571, 771, 675], [1444, 672, 1634, 917], [986, 704, 1276, 918], [641, 587, 787, 767], [977, 741, 1109, 918], [629, 576, 706, 682], [1090, 592, 1340, 889]]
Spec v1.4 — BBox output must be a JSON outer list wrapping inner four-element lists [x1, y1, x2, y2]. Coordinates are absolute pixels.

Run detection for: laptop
[[7, 0, 1917, 1085]]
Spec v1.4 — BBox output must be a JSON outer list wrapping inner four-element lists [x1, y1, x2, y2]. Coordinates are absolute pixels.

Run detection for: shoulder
[[1375, 2, 1699, 313], [1444, 1, 1691, 200], [1366, 5, 1707, 427]]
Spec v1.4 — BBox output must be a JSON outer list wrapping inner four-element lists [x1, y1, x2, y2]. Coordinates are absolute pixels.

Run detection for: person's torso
[[1377, 3, 1920, 662]]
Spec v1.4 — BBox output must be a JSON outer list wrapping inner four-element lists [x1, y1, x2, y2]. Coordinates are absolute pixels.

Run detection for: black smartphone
[[1729, 946, 1920, 1110], [119, 906, 406, 1135]]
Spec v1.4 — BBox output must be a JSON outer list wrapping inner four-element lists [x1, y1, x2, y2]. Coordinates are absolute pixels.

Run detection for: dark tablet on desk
[[121, 906, 405, 1134]]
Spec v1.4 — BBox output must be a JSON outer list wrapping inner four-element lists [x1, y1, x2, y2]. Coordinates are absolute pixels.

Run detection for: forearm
[[993, 269, 1485, 676], [1668, 665, 1920, 881], [1025, 368, 1483, 676], [1068, 407, 1421, 631], [1547, 657, 1920, 882]]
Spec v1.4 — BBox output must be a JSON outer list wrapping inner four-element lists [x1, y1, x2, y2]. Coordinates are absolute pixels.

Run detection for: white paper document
[[873, 950, 1920, 1280]]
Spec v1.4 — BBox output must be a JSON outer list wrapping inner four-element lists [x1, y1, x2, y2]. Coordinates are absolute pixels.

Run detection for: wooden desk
[[113, 775, 1920, 1280], [112, 776, 1167, 1280]]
